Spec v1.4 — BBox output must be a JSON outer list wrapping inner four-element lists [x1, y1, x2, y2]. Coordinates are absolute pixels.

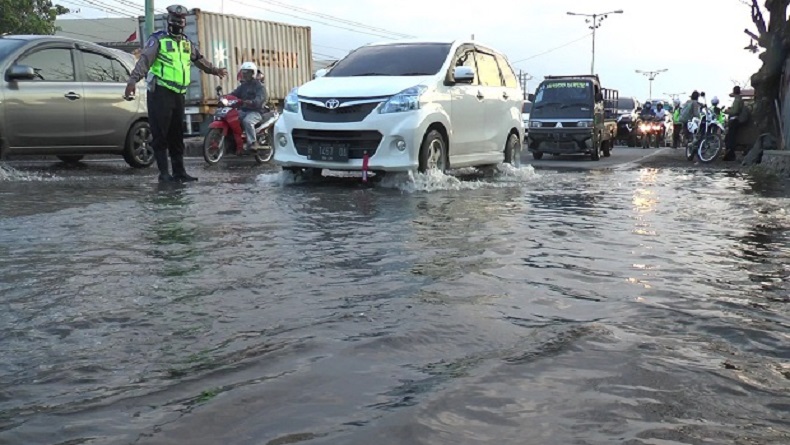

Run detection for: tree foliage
[[743, 0, 790, 140], [0, 0, 70, 35]]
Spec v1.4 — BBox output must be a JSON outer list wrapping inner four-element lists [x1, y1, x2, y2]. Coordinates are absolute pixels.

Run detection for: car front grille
[[301, 102, 380, 123], [291, 129, 382, 159], [539, 121, 579, 128]]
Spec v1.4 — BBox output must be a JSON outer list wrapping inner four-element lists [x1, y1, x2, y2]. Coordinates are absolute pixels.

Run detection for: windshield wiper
[[398, 72, 431, 76], [534, 101, 561, 109], [560, 102, 592, 109], [350, 72, 387, 76]]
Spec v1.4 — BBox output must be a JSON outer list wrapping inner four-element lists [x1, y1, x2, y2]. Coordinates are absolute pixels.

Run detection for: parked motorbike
[[638, 116, 664, 149], [203, 86, 279, 165], [685, 105, 725, 163]]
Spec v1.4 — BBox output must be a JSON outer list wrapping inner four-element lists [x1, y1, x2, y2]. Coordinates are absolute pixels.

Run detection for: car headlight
[[577, 121, 593, 128], [284, 87, 299, 113], [530, 121, 542, 128], [378, 85, 427, 114]]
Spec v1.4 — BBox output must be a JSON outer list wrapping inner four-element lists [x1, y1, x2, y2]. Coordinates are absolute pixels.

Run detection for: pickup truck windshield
[[534, 81, 593, 106], [327, 43, 451, 77]]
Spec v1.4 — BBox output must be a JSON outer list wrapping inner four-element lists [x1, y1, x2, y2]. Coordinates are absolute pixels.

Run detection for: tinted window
[[522, 102, 532, 113], [534, 80, 592, 104], [0, 39, 26, 62], [476, 51, 502, 87], [326, 43, 451, 77], [494, 53, 518, 88], [111, 59, 130, 83], [16, 48, 75, 81], [82, 51, 116, 82], [617, 97, 635, 109]]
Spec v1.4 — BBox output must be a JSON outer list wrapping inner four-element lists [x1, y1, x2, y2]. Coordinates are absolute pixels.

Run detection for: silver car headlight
[[378, 85, 427, 114], [284, 87, 299, 113]]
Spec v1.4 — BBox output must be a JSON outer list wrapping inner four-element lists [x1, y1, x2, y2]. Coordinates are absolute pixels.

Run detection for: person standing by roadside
[[124, 4, 228, 182], [724, 86, 744, 161], [672, 98, 682, 148]]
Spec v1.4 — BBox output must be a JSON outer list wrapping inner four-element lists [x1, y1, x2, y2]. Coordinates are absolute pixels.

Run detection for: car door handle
[[64, 92, 81, 100], [476, 91, 484, 100]]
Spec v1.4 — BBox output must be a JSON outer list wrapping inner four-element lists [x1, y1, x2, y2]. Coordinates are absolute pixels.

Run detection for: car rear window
[[0, 39, 26, 62], [617, 98, 635, 109], [326, 43, 452, 77]]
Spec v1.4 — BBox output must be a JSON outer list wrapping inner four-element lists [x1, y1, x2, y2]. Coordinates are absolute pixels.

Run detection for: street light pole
[[567, 9, 623, 75], [664, 92, 686, 102], [636, 69, 668, 99]]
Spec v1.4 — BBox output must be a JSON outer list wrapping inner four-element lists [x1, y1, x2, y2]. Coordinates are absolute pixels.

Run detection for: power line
[[254, 0, 414, 38], [228, 0, 410, 40], [510, 33, 593, 64]]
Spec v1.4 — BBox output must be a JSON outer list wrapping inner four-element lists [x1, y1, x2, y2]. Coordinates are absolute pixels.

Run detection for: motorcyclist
[[678, 91, 702, 142], [653, 102, 668, 143], [710, 96, 726, 126], [229, 61, 267, 153], [640, 101, 655, 119]]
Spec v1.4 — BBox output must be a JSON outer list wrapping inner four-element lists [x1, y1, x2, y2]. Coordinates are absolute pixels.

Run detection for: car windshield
[[326, 43, 451, 77], [0, 38, 25, 62], [617, 98, 635, 109], [534, 81, 592, 106], [522, 102, 532, 113]]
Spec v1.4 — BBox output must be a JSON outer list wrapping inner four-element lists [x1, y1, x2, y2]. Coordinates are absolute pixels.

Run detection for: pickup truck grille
[[539, 121, 579, 128]]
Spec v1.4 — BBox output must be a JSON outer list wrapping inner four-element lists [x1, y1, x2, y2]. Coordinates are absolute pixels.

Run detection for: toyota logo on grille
[[325, 99, 340, 109]]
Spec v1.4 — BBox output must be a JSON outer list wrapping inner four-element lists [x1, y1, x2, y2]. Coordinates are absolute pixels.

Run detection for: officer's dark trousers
[[147, 85, 189, 177]]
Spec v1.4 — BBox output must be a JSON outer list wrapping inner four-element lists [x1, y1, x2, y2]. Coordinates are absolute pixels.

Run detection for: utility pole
[[635, 69, 667, 99], [567, 9, 623, 75], [144, 0, 154, 42], [519, 71, 534, 100]]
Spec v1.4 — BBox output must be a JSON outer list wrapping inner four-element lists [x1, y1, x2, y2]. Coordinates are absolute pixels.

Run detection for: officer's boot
[[171, 152, 197, 182], [154, 149, 175, 182]]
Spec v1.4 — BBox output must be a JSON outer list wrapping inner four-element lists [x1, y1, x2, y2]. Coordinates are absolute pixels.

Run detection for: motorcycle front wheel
[[697, 132, 723, 163], [203, 128, 226, 165], [254, 130, 275, 163]]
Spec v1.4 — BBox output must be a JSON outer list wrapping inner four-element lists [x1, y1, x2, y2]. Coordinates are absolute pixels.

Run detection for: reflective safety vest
[[149, 36, 192, 94], [673, 108, 680, 124]]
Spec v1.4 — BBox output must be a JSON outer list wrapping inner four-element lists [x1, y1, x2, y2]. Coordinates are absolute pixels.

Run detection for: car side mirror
[[314, 68, 328, 78], [528, 93, 536, 102], [215, 85, 223, 95], [452, 66, 475, 84], [6, 64, 36, 81]]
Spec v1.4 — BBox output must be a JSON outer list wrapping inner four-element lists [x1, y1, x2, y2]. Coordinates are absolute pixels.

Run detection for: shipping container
[[138, 8, 312, 135]]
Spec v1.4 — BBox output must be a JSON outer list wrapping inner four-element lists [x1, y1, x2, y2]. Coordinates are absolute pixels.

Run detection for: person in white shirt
[[653, 102, 668, 121]]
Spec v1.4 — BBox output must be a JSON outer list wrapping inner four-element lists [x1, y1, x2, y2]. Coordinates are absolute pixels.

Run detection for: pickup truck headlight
[[379, 85, 427, 114], [529, 121, 543, 128], [284, 87, 299, 113], [576, 121, 594, 128]]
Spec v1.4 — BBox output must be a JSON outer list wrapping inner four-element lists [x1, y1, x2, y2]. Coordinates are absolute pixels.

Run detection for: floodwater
[[0, 159, 788, 445]]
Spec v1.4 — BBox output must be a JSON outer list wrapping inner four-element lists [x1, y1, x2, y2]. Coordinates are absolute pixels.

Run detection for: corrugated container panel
[[138, 9, 311, 105]]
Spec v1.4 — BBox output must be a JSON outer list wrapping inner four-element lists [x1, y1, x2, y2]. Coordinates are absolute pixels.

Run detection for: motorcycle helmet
[[673, 98, 681, 107], [239, 61, 257, 82], [711, 96, 720, 106], [166, 4, 188, 35]]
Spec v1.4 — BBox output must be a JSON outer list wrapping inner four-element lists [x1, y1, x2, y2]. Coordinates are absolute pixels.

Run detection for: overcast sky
[[61, 0, 763, 102]]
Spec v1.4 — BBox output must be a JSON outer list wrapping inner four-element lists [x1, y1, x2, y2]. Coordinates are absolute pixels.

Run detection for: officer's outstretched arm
[[191, 44, 226, 77]]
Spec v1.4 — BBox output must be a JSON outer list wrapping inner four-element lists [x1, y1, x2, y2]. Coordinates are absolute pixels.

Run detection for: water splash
[[379, 163, 540, 193], [0, 164, 57, 182]]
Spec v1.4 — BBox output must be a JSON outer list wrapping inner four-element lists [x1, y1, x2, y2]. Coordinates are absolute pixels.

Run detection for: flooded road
[[1, 159, 789, 445]]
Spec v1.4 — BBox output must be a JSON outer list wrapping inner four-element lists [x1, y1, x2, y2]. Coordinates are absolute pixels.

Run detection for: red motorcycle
[[203, 85, 279, 165]]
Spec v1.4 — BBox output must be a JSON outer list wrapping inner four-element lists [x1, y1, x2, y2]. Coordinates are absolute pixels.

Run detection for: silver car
[[0, 35, 153, 168]]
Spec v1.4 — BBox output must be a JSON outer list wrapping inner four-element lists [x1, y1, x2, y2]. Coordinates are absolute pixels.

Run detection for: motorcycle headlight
[[219, 97, 229, 107], [378, 85, 427, 114], [284, 87, 299, 113]]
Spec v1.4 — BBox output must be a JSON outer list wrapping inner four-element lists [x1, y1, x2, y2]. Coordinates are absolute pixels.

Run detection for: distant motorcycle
[[638, 116, 663, 149], [203, 86, 279, 165]]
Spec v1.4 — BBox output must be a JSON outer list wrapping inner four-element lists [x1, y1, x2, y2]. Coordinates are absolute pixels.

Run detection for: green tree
[[0, 0, 70, 35]]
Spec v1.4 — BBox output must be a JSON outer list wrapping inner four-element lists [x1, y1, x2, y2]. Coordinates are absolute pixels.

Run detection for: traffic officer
[[125, 4, 227, 182]]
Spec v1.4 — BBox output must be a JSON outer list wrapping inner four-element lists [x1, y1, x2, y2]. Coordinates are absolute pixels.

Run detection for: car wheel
[[418, 129, 447, 173], [532, 151, 543, 160], [57, 155, 84, 164], [123, 121, 154, 168], [504, 132, 521, 167]]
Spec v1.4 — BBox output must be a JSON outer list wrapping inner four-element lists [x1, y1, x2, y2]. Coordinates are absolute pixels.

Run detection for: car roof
[[363, 39, 499, 51], [1, 34, 114, 50]]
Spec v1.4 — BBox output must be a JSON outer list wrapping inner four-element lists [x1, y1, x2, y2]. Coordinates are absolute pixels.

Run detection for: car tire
[[123, 121, 154, 169], [57, 155, 84, 164], [418, 129, 447, 173], [503, 132, 521, 167], [532, 151, 543, 160]]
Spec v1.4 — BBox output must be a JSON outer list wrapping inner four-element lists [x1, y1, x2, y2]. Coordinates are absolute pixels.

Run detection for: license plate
[[307, 144, 350, 162]]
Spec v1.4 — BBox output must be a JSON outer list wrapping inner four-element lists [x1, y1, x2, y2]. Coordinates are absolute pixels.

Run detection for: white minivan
[[272, 40, 524, 177]]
